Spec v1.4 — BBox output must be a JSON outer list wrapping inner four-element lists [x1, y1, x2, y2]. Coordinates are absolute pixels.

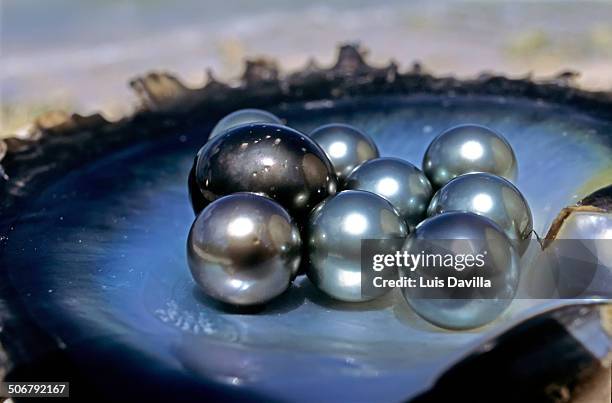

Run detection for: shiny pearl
[[345, 157, 433, 228], [187, 193, 301, 306], [401, 212, 520, 330], [307, 190, 408, 302], [195, 123, 337, 222], [422, 124, 517, 188], [209, 109, 282, 139], [310, 123, 379, 182], [427, 172, 532, 254]]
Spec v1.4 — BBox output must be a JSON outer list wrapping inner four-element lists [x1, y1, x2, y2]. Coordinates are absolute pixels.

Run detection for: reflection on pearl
[[460, 140, 484, 160], [343, 213, 368, 235], [261, 157, 275, 167], [376, 177, 400, 196], [338, 270, 362, 288], [329, 141, 348, 158], [227, 217, 255, 237], [472, 193, 494, 213]]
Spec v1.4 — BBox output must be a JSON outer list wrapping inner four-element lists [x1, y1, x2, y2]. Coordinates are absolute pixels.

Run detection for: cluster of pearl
[[187, 109, 532, 329]]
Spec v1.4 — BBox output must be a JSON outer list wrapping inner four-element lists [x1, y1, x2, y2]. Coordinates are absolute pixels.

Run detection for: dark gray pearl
[[308, 190, 408, 302], [345, 157, 433, 228], [401, 212, 520, 330], [195, 123, 337, 222], [209, 109, 282, 139], [187, 192, 301, 306], [422, 124, 517, 188], [427, 172, 532, 254], [310, 123, 379, 182]]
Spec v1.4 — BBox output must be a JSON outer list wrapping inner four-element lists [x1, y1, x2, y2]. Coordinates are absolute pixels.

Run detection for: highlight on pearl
[[309, 123, 379, 182], [307, 190, 408, 302], [208, 108, 283, 140], [427, 172, 533, 254], [422, 124, 518, 188], [187, 192, 301, 306], [400, 211, 520, 330], [345, 157, 433, 228]]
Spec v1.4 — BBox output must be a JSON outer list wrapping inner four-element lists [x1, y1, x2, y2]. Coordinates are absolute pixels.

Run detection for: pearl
[[195, 123, 337, 222], [309, 123, 379, 182], [307, 190, 408, 302], [401, 212, 520, 330], [209, 109, 282, 140], [345, 157, 433, 228], [427, 172, 532, 254], [422, 124, 517, 188], [187, 193, 301, 306]]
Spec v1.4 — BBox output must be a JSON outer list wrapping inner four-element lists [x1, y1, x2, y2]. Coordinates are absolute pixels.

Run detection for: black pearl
[[187, 192, 301, 306], [422, 124, 518, 188], [195, 123, 337, 222], [309, 123, 379, 182]]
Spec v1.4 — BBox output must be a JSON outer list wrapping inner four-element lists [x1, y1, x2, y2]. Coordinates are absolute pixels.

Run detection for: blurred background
[[1, 0, 611, 137]]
